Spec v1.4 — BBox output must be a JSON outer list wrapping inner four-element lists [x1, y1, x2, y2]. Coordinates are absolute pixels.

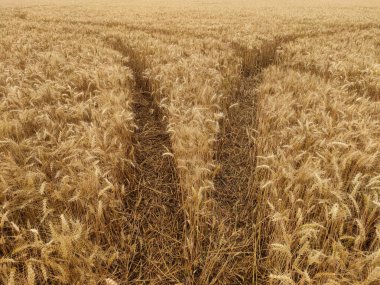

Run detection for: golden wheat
[[0, 1, 379, 284]]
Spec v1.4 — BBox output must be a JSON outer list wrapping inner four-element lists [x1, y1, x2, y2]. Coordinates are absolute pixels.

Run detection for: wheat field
[[0, 0, 379, 284]]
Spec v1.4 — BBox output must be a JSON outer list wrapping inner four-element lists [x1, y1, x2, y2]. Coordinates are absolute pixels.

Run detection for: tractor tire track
[[105, 35, 184, 283], [213, 36, 297, 283]]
